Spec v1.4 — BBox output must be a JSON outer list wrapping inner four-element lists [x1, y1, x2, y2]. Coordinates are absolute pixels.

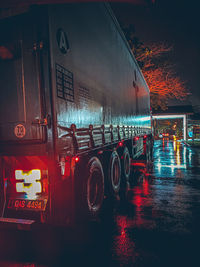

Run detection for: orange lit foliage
[[123, 25, 188, 110]]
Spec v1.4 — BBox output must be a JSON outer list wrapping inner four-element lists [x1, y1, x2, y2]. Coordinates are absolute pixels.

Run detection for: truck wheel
[[119, 147, 131, 201], [80, 157, 104, 220], [108, 151, 121, 199], [121, 147, 131, 181]]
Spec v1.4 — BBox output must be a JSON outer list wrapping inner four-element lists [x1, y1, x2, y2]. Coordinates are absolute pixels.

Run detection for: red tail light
[[4, 156, 49, 210], [15, 169, 42, 199], [134, 136, 139, 141], [14, 169, 48, 199], [118, 140, 124, 147], [74, 156, 80, 163]]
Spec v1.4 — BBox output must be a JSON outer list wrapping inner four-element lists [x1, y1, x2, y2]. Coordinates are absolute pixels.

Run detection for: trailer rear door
[[0, 12, 46, 143]]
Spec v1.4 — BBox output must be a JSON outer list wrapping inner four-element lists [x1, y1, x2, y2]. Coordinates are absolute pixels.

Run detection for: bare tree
[[123, 25, 189, 110]]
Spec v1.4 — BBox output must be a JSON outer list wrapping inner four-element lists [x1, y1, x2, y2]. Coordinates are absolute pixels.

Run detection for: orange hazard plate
[[7, 199, 47, 211]]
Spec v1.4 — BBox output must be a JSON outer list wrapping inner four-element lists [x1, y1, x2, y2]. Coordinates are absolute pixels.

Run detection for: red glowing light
[[133, 187, 143, 207], [75, 156, 79, 163], [143, 179, 149, 196], [118, 141, 123, 147], [121, 229, 125, 237], [162, 133, 169, 137], [131, 162, 146, 167], [115, 216, 135, 260], [134, 136, 139, 141]]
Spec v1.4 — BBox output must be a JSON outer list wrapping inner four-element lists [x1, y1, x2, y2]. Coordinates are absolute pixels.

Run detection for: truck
[[0, 2, 153, 228]]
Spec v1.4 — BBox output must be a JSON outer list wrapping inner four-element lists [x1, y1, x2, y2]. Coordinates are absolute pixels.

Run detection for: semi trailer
[[0, 2, 153, 227]]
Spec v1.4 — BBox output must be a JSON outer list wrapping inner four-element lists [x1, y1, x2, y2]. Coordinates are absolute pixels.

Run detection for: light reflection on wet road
[[1, 140, 200, 267], [128, 140, 200, 234], [111, 140, 200, 267]]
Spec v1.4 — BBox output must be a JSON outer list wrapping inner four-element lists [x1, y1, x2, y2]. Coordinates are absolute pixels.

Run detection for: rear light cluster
[[15, 169, 42, 194], [143, 135, 147, 144], [15, 169, 48, 199]]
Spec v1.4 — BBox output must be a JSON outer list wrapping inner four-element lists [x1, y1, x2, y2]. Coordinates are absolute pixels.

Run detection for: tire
[[78, 157, 105, 220], [120, 147, 131, 183], [107, 151, 121, 199], [119, 147, 131, 201]]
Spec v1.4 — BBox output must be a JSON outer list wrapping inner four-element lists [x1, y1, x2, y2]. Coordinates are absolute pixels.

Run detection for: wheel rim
[[111, 156, 121, 191], [124, 153, 130, 176], [87, 169, 104, 212]]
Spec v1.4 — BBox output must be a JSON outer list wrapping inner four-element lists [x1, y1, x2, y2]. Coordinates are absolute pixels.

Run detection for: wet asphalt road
[[0, 139, 200, 267]]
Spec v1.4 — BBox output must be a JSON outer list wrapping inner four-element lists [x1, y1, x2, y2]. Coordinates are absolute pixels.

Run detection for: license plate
[[7, 199, 47, 211]]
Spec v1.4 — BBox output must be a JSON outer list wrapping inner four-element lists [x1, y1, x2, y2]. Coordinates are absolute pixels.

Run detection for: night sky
[[111, 0, 200, 111]]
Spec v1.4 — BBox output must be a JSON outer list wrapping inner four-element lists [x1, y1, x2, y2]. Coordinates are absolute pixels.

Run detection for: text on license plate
[[7, 199, 47, 211]]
